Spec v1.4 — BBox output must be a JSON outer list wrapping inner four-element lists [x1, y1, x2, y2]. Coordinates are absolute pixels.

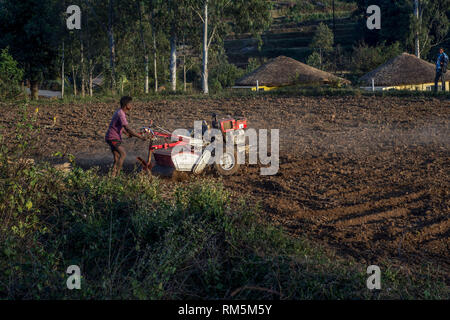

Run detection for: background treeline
[[0, 0, 272, 99], [0, 0, 449, 99]]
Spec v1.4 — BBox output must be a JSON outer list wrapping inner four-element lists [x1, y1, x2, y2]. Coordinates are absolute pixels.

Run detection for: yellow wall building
[[360, 53, 447, 92], [361, 81, 450, 92]]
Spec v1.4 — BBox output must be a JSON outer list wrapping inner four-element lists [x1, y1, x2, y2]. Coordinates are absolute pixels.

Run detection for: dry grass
[[359, 53, 437, 86], [235, 56, 351, 87]]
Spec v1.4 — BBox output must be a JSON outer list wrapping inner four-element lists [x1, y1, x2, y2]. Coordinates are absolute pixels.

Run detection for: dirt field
[[2, 95, 449, 274]]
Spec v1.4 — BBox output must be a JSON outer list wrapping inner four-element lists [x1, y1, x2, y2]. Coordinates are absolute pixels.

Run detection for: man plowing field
[[105, 96, 146, 177], [137, 114, 249, 177], [105, 97, 248, 178]]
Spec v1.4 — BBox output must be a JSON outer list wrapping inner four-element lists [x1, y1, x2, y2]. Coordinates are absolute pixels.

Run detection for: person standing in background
[[434, 48, 448, 93]]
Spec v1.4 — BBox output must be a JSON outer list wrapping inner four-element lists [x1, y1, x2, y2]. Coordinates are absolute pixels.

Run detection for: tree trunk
[[414, 0, 420, 59], [144, 54, 149, 94], [61, 42, 65, 99], [154, 34, 158, 92], [72, 65, 77, 96], [30, 80, 39, 100], [81, 40, 85, 97], [137, 1, 149, 94], [319, 48, 322, 69], [89, 61, 93, 97], [170, 35, 177, 91], [202, 0, 209, 95], [108, 0, 116, 90], [85, 5, 93, 98], [183, 54, 187, 92]]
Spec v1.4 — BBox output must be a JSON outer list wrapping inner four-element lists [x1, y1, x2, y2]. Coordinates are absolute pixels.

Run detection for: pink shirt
[[105, 109, 128, 141]]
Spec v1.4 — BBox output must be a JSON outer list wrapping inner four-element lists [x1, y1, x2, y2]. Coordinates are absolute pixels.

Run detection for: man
[[434, 48, 448, 93], [105, 96, 145, 177]]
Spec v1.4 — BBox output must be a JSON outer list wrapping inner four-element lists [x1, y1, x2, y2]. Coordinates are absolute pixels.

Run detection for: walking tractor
[[137, 114, 249, 176]]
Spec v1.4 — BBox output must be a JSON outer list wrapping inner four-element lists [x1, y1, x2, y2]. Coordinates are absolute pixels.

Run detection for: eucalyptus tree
[[191, 0, 272, 94], [149, 0, 198, 92], [137, 1, 150, 93], [356, 0, 449, 59], [409, 0, 449, 59], [81, 0, 120, 91]]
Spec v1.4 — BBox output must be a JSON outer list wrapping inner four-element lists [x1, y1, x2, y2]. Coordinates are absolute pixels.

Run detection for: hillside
[[225, 0, 359, 67]]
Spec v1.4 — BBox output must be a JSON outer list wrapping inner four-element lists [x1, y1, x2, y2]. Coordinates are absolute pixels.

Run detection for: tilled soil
[[2, 95, 449, 273]]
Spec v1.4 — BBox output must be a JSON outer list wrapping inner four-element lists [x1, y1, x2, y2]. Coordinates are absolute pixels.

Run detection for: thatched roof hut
[[235, 56, 350, 87], [359, 53, 436, 87]]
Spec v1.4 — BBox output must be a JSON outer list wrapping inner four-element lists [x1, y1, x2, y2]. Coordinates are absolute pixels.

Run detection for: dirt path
[[3, 95, 449, 273]]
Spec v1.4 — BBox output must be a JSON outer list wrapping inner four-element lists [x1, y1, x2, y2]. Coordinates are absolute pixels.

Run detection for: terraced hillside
[[225, 0, 359, 68]]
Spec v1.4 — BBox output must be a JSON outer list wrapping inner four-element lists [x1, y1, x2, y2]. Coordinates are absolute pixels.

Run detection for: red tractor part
[[137, 115, 248, 176]]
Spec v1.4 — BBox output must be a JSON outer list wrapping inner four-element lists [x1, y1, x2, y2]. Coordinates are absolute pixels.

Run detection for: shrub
[[246, 57, 263, 73], [0, 48, 24, 99], [306, 51, 322, 69], [309, 23, 334, 70], [350, 42, 403, 76], [209, 59, 245, 92]]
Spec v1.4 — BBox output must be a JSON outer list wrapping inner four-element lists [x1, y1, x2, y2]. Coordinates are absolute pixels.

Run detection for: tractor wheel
[[215, 150, 240, 176]]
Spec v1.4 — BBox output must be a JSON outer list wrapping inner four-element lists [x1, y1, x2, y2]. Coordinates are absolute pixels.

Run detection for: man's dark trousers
[[434, 70, 445, 92]]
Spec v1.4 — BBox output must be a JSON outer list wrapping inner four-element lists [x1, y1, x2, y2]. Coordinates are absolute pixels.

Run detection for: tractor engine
[[149, 115, 248, 176]]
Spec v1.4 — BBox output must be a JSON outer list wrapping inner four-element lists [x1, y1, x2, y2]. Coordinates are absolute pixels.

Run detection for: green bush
[[350, 42, 403, 76], [307, 51, 322, 69], [0, 48, 24, 99], [209, 59, 245, 92], [308, 23, 335, 70], [246, 57, 263, 73]]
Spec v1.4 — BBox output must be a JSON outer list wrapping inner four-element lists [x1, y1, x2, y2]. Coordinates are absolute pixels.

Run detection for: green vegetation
[[0, 0, 62, 99], [0, 108, 448, 300], [0, 48, 24, 99], [349, 42, 403, 79], [286, 0, 357, 23], [210, 58, 246, 92], [229, 0, 449, 81], [0, 0, 272, 98], [308, 23, 334, 70], [1, 1, 449, 98], [356, 0, 449, 58]]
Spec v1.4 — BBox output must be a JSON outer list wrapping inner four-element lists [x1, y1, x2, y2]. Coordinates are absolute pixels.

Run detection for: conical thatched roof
[[235, 56, 350, 87], [359, 53, 436, 86]]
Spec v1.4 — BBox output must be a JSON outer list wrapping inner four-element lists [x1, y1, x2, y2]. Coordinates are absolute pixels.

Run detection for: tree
[[192, 0, 272, 94], [0, 48, 24, 98], [309, 23, 334, 69], [356, 0, 414, 47], [356, 0, 449, 60], [148, 0, 198, 92], [82, 0, 120, 91], [414, 0, 420, 58], [350, 41, 402, 75], [0, 0, 62, 100], [83, 4, 106, 97], [137, 1, 150, 94], [409, 0, 449, 59], [306, 51, 322, 69], [108, 0, 117, 90]]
